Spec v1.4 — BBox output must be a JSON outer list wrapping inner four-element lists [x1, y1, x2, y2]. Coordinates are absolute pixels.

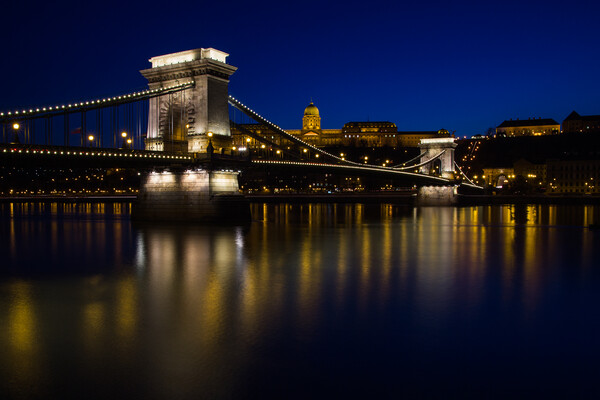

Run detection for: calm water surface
[[1, 202, 600, 399]]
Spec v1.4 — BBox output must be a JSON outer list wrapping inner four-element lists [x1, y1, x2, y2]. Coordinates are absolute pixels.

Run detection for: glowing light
[[12, 123, 19, 130]]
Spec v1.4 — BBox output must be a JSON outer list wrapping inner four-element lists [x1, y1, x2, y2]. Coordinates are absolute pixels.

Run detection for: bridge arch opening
[[431, 159, 442, 176], [496, 174, 508, 188]]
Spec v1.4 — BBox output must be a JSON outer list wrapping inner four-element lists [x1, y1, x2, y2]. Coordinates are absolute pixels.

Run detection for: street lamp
[[11, 123, 20, 144], [88, 134, 95, 147], [121, 131, 129, 149]]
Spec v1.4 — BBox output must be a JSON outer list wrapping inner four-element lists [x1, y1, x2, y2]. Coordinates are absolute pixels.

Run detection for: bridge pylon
[[140, 48, 237, 154], [418, 137, 457, 180]]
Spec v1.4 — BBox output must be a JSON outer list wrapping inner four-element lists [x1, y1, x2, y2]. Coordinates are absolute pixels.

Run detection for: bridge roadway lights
[[132, 167, 250, 223]]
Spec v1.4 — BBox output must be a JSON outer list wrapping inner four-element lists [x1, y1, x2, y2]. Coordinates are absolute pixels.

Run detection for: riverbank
[[2, 193, 600, 205], [459, 194, 600, 205], [0, 195, 137, 203]]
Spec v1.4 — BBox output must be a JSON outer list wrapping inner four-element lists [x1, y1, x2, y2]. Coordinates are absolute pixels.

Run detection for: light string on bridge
[[1, 145, 192, 161], [228, 95, 373, 168], [454, 161, 482, 188], [251, 160, 450, 183], [391, 150, 446, 171], [391, 151, 427, 168], [0, 82, 194, 120], [228, 95, 457, 177]]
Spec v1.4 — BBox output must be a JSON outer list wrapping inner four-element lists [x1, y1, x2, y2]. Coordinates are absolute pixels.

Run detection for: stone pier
[[417, 185, 458, 206], [132, 169, 250, 223]]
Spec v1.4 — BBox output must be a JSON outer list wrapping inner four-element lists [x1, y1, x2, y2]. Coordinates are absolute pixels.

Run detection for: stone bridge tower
[[140, 48, 237, 153], [418, 137, 457, 180]]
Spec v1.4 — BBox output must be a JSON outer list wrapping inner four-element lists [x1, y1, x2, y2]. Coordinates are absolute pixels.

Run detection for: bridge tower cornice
[[140, 59, 237, 85]]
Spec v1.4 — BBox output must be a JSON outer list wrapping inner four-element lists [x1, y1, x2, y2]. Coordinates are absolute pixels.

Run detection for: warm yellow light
[[303, 149, 308, 153], [246, 137, 251, 142], [232, 146, 237, 150], [207, 132, 213, 137], [12, 123, 19, 130], [261, 144, 266, 149], [315, 154, 319, 158], [88, 135, 94, 141], [127, 139, 132, 144], [340, 153, 344, 157], [121, 131, 127, 138], [276, 150, 281, 154]]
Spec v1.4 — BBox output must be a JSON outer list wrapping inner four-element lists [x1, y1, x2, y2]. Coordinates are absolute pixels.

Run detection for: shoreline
[[2, 193, 600, 205]]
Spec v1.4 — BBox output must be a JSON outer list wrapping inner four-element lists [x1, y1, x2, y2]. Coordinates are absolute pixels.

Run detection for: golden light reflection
[[83, 300, 106, 355], [5, 281, 42, 389], [116, 277, 138, 343]]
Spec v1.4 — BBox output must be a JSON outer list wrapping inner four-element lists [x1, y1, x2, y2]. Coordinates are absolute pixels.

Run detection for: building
[[232, 101, 452, 149], [397, 130, 452, 147], [340, 121, 398, 147], [285, 102, 349, 146], [496, 118, 560, 137], [562, 111, 600, 134], [513, 158, 547, 185], [482, 166, 515, 188], [547, 159, 600, 194]]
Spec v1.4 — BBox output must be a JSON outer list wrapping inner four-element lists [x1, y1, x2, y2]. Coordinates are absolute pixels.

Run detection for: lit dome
[[304, 102, 319, 116]]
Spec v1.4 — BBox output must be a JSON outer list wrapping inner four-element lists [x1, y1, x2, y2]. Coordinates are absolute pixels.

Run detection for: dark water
[[1, 202, 600, 399]]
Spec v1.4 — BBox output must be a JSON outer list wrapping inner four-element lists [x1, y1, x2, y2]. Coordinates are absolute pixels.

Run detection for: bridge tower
[[418, 137, 457, 180], [417, 137, 459, 205], [140, 48, 237, 154], [134, 49, 249, 223]]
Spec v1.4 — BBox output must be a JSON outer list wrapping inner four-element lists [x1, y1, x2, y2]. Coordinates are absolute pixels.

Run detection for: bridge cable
[[390, 150, 446, 171], [453, 161, 482, 188], [390, 152, 427, 168]]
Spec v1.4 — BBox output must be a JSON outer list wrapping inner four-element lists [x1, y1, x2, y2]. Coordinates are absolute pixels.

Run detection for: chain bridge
[[0, 48, 482, 221]]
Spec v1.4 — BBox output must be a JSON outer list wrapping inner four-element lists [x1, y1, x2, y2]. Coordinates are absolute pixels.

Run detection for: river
[[1, 202, 599, 398]]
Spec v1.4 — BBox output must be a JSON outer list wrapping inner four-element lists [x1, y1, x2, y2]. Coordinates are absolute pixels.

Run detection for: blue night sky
[[1, 0, 599, 137]]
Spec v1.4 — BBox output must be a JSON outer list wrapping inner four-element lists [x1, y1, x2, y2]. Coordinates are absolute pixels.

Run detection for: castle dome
[[304, 102, 320, 116]]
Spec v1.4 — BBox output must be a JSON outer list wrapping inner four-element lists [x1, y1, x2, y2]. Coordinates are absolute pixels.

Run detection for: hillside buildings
[[232, 101, 452, 149], [562, 111, 600, 134], [496, 118, 560, 137]]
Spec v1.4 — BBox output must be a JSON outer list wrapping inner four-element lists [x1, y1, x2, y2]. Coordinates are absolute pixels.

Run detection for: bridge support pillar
[[418, 138, 457, 179], [132, 169, 250, 223], [141, 48, 237, 154], [417, 185, 458, 206]]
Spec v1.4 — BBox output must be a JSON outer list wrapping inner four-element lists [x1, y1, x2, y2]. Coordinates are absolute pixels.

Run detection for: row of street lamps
[[9, 122, 132, 148]]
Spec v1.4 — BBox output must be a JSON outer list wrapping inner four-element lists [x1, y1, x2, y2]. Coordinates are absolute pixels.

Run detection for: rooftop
[[497, 118, 559, 128]]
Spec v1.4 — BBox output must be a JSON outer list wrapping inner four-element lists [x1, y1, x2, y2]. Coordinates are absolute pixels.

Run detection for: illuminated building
[[547, 159, 600, 194], [496, 118, 560, 137], [513, 158, 547, 185], [562, 111, 600, 134], [482, 166, 515, 188], [397, 129, 452, 147], [232, 101, 452, 148]]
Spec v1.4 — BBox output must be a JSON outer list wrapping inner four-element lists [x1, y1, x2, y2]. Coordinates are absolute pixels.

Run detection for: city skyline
[[1, 0, 599, 137]]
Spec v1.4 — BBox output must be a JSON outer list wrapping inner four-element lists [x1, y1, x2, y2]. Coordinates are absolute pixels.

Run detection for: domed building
[[301, 101, 323, 143], [303, 102, 321, 129], [230, 100, 454, 149]]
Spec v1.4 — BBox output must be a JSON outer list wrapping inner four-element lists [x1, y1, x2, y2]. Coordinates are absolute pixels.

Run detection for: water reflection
[[1, 203, 599, 398]]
